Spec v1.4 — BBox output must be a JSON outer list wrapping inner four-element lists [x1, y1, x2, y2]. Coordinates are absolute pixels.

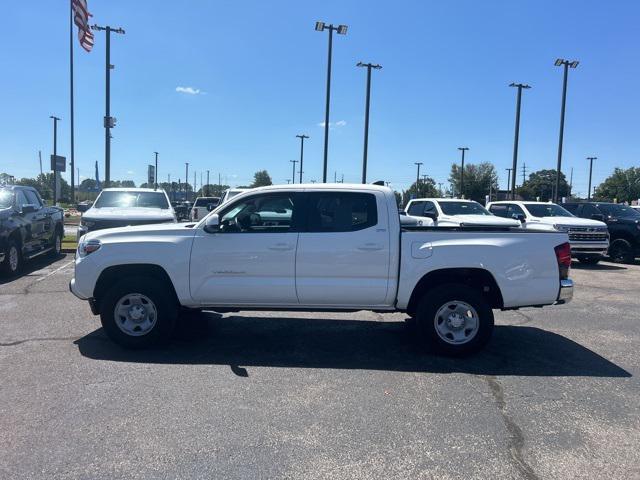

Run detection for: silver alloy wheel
[[434, 300, 480, 345], [113, 293, 158, 337], [8, 246, 19, 272]]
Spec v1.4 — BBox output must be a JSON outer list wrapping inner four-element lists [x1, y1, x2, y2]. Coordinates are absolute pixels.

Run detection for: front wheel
[[1, 239, 21, 275], [99, 276, 178, 348], [609, 239, 634, 264], [416, 284, 494, 356]]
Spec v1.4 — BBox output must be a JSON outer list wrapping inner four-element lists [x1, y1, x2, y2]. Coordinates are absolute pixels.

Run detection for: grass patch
[[62, 234, 77, 251]]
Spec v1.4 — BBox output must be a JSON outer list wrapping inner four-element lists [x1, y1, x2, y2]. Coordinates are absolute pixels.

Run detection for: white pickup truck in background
[[487, 200, 610, 264], [70, 184, 573, 356], [405, 198, 521, 228]]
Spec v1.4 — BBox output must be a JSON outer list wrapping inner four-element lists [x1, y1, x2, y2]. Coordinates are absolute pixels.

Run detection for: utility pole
[[185, 162, 189, 201], [315, 21, 348, 182], [194, 172, 197, 197], [521, 163, 527, 186], [296, 134, 309, 184], [414, 162, 423, 194], [506, 168, 512, 194], [553, 58, 579, 203], [569, 167, 574, 197], [206, 170, 210, 196], [458, 147, 469, 198], [39, 150, 43, 176], [356, 62, 382, 183], [587, 157, 597, 201], [334, 171, 337, 183], [290, 160, 298, 184], [154, 151, 158, 190], [91, 24, 125, 188], [438, 182, 443, 196], [50, 116, 61, 205], [509, 83, 531, 200]]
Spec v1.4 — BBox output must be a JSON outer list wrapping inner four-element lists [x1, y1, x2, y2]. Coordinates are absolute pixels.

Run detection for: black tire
[[609, 239, 634, 264], [1, 238, 22, 276], [49, 226, 63, 257], [577, 255, 601, 265], [415, 283, 494, 356], [99, 276, 178, 349]]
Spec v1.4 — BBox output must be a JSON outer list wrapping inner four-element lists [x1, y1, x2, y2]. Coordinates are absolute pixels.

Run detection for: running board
[[24, 246, 54, 260]]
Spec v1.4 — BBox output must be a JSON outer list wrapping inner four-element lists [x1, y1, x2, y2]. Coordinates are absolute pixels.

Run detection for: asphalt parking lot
[[1, 256, 639, 479]]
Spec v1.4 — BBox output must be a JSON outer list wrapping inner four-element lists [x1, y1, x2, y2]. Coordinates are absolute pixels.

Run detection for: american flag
[[72, 0, 94, 52]]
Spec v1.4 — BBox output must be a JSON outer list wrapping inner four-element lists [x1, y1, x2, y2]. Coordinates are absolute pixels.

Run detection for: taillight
[[554, 242, 571, 279]]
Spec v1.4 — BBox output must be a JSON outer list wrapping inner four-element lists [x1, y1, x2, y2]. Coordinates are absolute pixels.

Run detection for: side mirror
[[203, 213, 220, 233], [21, 205, 36, 215], [591, 214, 605, 222], [77, 203, 90, 213], [512, 213, 526, 222], [424, 211, 438, 221]]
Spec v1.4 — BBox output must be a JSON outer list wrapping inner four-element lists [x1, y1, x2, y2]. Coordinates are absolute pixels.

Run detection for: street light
[[50, 116, 61, 205], [458, 147, 469, 198], [553, 58, 579, 202], [290, 159, 298, 185], [587, 156, 597, 201], [356, 62, 382, 183], [315, 20, 348, 182], [296, 134, 309, 184], [509, 83, 531, 200], [414, 162, 423, 195]]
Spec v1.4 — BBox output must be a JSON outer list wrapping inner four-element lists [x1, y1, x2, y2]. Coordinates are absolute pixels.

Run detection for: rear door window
[[24, 190, 42, 208], [306, 192, 378, 232]]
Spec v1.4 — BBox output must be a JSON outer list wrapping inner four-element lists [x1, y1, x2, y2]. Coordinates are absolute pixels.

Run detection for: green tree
[[250, 170, 272, 187], [448, 162, 498, 202], [518, 169, 569, 201], [196, 184, 230, 197], [403, 177, 439, 206], [17, 173, 70, 202], [594, 167, 640, 203]]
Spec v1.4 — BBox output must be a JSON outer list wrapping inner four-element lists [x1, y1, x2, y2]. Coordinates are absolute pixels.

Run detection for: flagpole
[[69, 0, 76, 203]]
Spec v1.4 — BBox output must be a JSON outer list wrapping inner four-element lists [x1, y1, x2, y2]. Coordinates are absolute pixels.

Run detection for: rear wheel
[[99, 276, 178, 348], [416, 283, 494, 356], [609, 239, 634, 264], [49, 227, 62, 257], [1, 239, 21, 275]]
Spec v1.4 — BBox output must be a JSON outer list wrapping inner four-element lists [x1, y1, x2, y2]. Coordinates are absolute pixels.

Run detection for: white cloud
[[176, 86, 203, 95], [317, 120, 347, 129], [126, 170, 134, 175]]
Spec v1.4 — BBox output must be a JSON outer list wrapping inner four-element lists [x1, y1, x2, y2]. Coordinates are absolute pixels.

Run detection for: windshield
[[194, 197, 219, 207], [94, 191, 169, 209], [439, 201, 491, 216], [597, 203, 640, 218], [0, 189, 13, 208], [524, 203, 574, 217]]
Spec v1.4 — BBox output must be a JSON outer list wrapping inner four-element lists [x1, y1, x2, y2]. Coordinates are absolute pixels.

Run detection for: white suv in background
[[405, 198, 521, 228], [220, 188, 250, 205], [487, 200, 609, 264], [190, 196, 220, 221]]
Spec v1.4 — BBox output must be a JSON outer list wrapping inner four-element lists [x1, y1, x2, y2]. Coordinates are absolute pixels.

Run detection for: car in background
[[190, 196, 220, 221], [563, 202, 640, 263], [0, 185, 64, 275], [488, 200, 609, 264], [78, 188, 176, 240], [405, 198, 521, 228], [220, 188, 250, 205]]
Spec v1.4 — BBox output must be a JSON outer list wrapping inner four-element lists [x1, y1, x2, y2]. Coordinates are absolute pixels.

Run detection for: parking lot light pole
[[91, 24, 125, 188], [315, 21, 348, 183], [206, 170, 210, 196], [587, 156, 597, 201], [356, 62, 382, 183], [458, 147, 469, 198], [154, 151, 158, 190], [50, 116, 61, 205], [296, 134, 309, 184], [509, 83, 530, 200], [414, 162, 423, 193], [185, 162, 189, 201], [553, 58, 579, 203], [290, 160, 298, 185]]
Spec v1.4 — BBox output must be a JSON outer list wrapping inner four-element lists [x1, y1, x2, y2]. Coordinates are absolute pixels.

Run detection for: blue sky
[[1, 0, 639, 196]]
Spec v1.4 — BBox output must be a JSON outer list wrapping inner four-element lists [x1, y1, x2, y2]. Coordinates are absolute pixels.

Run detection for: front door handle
[[268, 243, 294, 251], [357, 243, 384, 251]]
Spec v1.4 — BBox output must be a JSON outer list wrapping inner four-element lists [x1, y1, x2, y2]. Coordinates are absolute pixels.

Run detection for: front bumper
[[556, 279, 574, 304], [570, 241, 609, 257]]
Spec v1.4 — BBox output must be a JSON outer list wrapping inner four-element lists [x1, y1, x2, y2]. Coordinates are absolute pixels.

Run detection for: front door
[[189, 192, 301, 305]]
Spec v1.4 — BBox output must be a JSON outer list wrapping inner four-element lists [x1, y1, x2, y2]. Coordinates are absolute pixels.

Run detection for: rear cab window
[[305, 192, 378, 232]]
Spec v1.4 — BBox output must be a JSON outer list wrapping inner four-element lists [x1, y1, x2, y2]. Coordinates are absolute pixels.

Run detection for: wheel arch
[[93, 264, 180, 309], [406, 267, 504, 316]]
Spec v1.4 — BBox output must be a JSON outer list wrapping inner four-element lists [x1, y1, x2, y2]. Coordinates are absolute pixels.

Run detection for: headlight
[[81, 218, 95, 228], [78, 239, 101, 257], [553, 224, 570, 232]]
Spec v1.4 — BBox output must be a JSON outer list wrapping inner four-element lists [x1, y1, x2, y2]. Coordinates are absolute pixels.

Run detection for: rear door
[[23, 189, 50, 245], [295, 191, 390, 306], [14, 190, 39, 253]]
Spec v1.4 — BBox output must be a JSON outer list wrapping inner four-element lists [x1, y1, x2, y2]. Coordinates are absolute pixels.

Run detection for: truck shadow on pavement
[[571, 261, 627, 271], [0, 253, 67, 285], [74, 313, 631, 378]]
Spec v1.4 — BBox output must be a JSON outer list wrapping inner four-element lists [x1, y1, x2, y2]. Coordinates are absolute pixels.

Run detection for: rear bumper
[[556, 279, 574, 304]]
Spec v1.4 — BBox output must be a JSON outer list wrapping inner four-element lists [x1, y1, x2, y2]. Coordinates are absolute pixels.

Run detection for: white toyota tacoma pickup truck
[[70, 184, 573, 356]]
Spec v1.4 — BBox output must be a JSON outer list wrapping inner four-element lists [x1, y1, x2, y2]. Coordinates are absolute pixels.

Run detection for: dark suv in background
[[563, 202, 640, 263]]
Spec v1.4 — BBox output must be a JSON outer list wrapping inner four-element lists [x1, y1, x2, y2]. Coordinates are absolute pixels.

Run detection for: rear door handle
[[357, 243, 384, 251], [268, 243, 294, 251]]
